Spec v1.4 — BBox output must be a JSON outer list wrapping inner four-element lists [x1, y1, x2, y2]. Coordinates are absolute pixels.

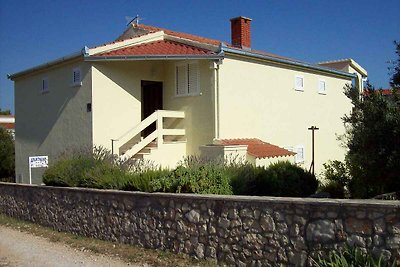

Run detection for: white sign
[[29, 156, 48, 168], [28, 156, 49, 184]]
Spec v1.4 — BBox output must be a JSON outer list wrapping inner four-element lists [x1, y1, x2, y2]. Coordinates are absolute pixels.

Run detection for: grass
[[0, 213, 219, 267]]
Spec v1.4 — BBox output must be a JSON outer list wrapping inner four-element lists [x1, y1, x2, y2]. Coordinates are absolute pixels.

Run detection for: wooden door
[[141, 81, 163, 137]]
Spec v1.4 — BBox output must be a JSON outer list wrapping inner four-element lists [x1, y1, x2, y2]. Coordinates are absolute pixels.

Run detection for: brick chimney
[[230, 16, 252, 49]]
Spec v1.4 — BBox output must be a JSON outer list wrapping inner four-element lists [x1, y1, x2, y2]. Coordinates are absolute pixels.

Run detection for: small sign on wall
[[28, 156, 48, 184]]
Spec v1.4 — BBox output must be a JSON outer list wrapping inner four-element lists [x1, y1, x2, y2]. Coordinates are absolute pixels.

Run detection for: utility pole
[[308, 126, 319, 176], [111, 139, 118, 158]]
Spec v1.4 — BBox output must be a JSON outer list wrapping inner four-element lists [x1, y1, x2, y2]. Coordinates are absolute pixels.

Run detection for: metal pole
[[28, 157, 32, 184], [308, 126, 319, 176], [111, 139, 118, 156]]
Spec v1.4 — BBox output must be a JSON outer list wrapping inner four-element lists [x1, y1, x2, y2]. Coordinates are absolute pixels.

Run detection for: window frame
[[318, 79, 327, 95], [294, 75, 304, 91], [71, 67, 82, 87], [295, 145, 305, 163], [175, 61, 200, 97]]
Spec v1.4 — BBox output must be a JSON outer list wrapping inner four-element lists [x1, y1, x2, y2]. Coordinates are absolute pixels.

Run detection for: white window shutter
[[72, 67, 81, 85], [176, 64, 187, 95], [188, 63, 199, 94], [319, 80, 326, 94], [295, 76, 304, 91]]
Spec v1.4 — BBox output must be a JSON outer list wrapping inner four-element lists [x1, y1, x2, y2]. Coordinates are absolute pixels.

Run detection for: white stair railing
[[116, 110, 185, 157]]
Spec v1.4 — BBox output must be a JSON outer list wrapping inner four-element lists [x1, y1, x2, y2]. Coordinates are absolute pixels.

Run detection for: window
[[41, 77, 49, 93], [72, 67, 82, 86], [295, 145, 305, 163], [318, 79, 327, 94], [295, 75, 304, 91], [175, 62, 199, 96]]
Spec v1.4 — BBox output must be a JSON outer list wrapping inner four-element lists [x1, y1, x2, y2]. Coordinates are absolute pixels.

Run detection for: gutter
[[7, 47, 89, 80], [84, 54, 224, 62], [221, 46, 356, 79]]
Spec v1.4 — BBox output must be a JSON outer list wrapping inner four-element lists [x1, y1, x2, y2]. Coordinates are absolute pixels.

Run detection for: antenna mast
[[126, 15, 140, 26]]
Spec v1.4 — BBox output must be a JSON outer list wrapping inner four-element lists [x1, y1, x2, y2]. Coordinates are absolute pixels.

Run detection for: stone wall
[[0, 182, 399, 266]]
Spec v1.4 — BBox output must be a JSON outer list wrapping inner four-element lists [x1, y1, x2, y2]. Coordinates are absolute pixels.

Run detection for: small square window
[[295, 75, 304, 91], [319, 80, 327, 94], [41, 77, 49, 93], [72, 67, 82, 86]]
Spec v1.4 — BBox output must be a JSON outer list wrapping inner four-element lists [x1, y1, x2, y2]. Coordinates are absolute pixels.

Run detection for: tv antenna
[[126, 15, 141, 26]]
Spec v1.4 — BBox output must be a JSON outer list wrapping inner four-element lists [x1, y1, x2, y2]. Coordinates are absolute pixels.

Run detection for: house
[[9, 17, 367, 184], [0, 115, 15, 139]]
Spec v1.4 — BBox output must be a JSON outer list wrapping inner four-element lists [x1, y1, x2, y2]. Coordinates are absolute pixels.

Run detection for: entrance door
[[142, 81, 163, 137]]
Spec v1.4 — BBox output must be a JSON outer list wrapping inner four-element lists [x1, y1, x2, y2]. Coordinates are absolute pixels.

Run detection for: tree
[[389, 41, 400, 88], [0, 127, 15, 181], [0, 109, 11, 115], [342, 83, 400, 198]]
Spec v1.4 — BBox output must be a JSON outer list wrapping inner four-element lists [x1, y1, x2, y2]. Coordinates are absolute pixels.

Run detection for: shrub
[[122, 169, 171, 192], [319, 160, 350, 198], [318, 181, 346, 199], [230, 161, 318, 197], [151, 164, 233, 195], [315, 246, 397, 267], [43, 146, 140, 188], [264, 161, 318, 197], [0, 127, 15, 182], [229, 164, 263, 195]]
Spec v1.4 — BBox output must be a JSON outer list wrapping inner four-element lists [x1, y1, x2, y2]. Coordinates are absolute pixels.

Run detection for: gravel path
[[0, 225, 137, 267]]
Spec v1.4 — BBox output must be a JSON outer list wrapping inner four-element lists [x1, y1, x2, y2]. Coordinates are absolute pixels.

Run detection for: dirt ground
[[0, 225, 142, 267]]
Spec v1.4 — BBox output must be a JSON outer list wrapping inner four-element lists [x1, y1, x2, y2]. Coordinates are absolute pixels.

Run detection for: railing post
[[156, 110, 163, 147]]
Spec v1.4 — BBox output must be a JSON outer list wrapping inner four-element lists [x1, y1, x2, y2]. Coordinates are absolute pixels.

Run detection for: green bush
[[43, 146, 133, 188], [151, 164, 233, 195], [231, 161, 318, 197], [315, 246, 397, 267], [122, 169, 171, 192], [0, 127, 15, 181], [229, 164, 263, 195], [43, 150, 317, 197], [318, 181, 346, 199]]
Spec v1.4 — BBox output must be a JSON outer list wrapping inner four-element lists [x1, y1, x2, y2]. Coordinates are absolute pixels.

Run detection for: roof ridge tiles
[[94, 39, 216, 57]]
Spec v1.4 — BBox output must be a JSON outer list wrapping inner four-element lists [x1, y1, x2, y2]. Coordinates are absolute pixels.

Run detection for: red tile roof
[[364, 88, 399, 96], [95, 40, 216, 56], [136, 25, 222, 46], [132, 25, 292, 61], [217, 138, 295, 159], [0, 123, 15, 130]]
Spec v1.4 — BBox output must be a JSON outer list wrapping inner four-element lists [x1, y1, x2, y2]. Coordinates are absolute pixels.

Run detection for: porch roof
[[216, 138, 296, 159], [0, 123, 15, 130], [94, 40, 216, 57]]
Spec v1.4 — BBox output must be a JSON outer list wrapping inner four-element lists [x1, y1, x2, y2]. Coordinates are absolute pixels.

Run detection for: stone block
[[185, 209, 200, 223], [306, 219, 336, 243], [345, 218, 372, 235]]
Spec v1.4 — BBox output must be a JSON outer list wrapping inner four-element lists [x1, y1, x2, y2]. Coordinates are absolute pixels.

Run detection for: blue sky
[[0, 0, 399, 113]]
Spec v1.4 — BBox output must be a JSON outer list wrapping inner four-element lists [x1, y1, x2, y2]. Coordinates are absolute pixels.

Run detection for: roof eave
[[85, 54, 224, 62], [8, 49, 85, 80], [222, 47, 356, 79]]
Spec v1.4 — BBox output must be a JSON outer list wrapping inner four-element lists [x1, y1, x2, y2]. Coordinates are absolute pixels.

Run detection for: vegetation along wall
[[0, 183, 399, 266]]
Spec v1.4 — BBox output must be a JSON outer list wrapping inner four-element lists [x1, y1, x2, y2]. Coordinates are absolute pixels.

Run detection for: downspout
[[212, 60, 221, 140]]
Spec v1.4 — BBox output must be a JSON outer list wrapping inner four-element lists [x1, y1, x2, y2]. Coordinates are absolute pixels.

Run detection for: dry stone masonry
[[0, 183, 399, 266]]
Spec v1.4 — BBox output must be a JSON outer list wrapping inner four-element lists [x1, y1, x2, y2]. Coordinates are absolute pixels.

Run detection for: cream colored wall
[[92, 60, 215, 159], [142, 142, 187, 169], [91, 61, 164, 150], [218, 56, 353, 174], [14, 60, 92, 184], [163, 60, 215, 155], [254, 156, 296, 167]]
